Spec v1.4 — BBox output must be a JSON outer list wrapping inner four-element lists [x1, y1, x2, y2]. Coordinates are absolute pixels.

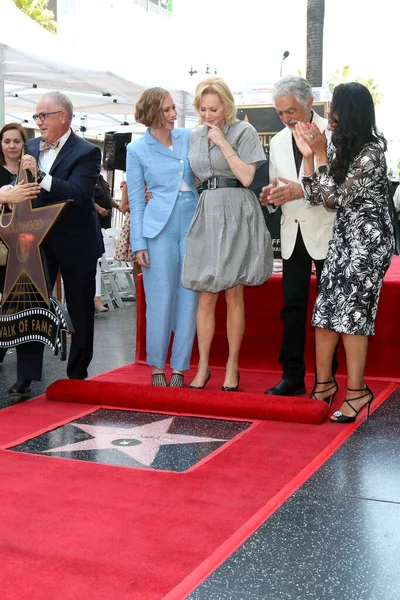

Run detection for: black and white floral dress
[[302, 141, 394, 336]]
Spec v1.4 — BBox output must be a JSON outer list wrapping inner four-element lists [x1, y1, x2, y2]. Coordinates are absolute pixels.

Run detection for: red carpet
[[46, 378, 329, 424], [0, 373, 395, 599], [136, 256, 400, 380], [1, 258, 399, 598]]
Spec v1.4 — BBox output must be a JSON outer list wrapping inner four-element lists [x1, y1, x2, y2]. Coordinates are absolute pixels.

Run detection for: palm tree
[[327, 65, 352, 91], [13, 0, 57, 34], [355, 77, 383, 105], [306, 0, 325, 86], [327, 66, 383, 105]]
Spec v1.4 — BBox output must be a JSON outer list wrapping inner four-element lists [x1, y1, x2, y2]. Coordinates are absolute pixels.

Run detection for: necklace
[[0, 204, 14, 229]]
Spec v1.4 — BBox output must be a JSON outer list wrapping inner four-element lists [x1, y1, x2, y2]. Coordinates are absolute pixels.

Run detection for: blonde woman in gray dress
[[182, 77, 273, 391]]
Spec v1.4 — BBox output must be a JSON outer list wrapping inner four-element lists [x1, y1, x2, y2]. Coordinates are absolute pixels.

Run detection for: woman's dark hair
[[0, 122, 27, 167], [329, 82, 387, 184]]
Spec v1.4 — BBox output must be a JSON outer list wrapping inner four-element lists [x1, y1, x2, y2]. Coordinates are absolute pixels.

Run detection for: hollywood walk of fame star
[[0, 185, 66, 308], [44, 417, 228, 467]]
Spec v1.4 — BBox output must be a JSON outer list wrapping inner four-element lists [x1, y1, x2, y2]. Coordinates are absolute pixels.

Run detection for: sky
[[173, 0, 395, 91], [172, 0, 399, 168]]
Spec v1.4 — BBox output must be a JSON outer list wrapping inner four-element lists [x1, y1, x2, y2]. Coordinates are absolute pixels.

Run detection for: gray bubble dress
[[182, 120, 273, 293]]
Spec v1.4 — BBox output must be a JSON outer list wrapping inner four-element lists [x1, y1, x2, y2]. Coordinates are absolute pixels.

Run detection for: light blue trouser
[[142, 191, 198, 371]]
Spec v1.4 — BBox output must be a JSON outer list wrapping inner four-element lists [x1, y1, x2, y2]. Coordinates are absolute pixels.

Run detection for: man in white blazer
[[261, 75, 336, 396]]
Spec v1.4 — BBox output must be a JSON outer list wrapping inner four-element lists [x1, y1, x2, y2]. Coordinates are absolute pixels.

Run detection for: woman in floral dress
[[114, 180, 142, 289], [293, 82, 394, 423]]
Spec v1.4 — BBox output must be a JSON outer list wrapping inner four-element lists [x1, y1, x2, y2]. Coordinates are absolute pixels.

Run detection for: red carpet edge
[[163, 381, 398, 600]]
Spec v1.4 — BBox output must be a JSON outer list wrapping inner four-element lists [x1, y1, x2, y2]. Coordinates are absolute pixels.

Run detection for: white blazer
[[269, 111, 335, 260]]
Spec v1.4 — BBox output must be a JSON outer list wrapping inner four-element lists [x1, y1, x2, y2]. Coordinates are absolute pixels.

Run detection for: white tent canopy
[[0, 1, 194, 135]]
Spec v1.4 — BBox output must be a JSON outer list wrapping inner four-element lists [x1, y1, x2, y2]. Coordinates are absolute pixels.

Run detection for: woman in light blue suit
[[127, 88, 199, 387]]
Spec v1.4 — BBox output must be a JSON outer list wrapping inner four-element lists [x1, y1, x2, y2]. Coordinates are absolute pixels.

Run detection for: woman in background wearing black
[[0, 123, 41, 363]]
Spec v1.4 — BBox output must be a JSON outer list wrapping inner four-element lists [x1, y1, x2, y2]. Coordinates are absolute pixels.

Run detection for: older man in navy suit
[[8, 91, 102, 401]]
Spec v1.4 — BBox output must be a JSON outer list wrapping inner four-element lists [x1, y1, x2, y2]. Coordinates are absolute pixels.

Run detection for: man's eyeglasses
[[32, 111, 62, 123]]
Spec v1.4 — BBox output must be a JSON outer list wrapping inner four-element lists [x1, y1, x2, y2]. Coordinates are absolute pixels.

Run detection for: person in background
[[94, 172, 121, 230], [127, 87, 198, 388], [93, 172, 121, 313], [0, 123, 41, 365], [393, 178, 400, 218], [260, 75, 336, 397], [0, 122, 41, 203], [182, 76, 273, 392], [11, 91, 102, 402], [294, 82, 394, 422], [114, 179, 142, 289], [0, 123, 26, 188]]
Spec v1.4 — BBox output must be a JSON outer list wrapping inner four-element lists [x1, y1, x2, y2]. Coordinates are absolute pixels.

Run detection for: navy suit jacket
[[28, 130, 102, 267]]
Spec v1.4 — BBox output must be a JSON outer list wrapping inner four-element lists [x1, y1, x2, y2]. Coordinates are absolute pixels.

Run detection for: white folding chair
[[100, 232, 136, 307]]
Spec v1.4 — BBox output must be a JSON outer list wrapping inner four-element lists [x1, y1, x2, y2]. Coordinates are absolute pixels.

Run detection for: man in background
[[9, 91, 102, 402]]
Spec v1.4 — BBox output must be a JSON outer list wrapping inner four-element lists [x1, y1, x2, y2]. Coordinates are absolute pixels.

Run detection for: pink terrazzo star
[[45, 417, 227, 467]]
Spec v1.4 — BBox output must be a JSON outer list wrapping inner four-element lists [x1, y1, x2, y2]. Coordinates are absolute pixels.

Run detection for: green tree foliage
[[13, 0, 57, 34], [327, 66, 352, 90], [327, 66, 383, 105]]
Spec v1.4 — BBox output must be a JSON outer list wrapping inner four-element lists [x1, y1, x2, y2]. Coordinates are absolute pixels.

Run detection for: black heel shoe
[[330, 385, 374, 423], [188, 370, 211, 389], [310, 378, 338, 408], [222, 372, 240, 392]]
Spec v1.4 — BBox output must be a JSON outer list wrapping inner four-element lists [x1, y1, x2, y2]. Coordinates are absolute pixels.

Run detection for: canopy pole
[[0, 80, 5, 128]]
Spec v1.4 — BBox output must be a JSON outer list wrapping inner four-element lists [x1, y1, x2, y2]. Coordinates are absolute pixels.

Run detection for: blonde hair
[[135, 87, 170, 128], [193, 77, 236, 125]]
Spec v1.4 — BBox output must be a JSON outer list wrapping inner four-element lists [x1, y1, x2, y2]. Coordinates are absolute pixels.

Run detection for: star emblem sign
[[0, 194, 66, 307], [45, 418, 228, 467]]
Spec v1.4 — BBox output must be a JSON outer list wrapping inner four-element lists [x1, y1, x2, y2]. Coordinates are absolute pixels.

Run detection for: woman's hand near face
[[306, 123, 327, 158], [206, 123, 225, 148], [293, 123, 314, 158], [295, 122, 327, 158]]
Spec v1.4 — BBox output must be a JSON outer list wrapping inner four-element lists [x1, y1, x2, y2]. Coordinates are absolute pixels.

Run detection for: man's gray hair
[[40, 91, 74, 123], [272, 75, 313, 110]]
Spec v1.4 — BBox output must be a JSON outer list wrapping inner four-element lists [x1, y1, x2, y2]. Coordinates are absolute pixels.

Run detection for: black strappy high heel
[[330, 385, 374, 424], [310, 378, 338, 408]]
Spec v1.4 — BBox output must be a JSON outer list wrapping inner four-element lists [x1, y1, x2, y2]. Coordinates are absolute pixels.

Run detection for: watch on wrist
[[36, 170, 46, 184], [317, 165, 328, 176]]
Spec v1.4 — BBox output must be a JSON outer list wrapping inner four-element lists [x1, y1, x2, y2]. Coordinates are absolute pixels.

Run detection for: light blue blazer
[[126, 128, 198, 252]]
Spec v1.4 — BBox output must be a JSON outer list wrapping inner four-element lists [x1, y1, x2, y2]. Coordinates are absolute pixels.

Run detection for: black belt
[[199, 177, 245, 192]]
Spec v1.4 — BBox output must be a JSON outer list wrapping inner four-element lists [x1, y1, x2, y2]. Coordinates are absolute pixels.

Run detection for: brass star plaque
[[0, 165, 73, 358]]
